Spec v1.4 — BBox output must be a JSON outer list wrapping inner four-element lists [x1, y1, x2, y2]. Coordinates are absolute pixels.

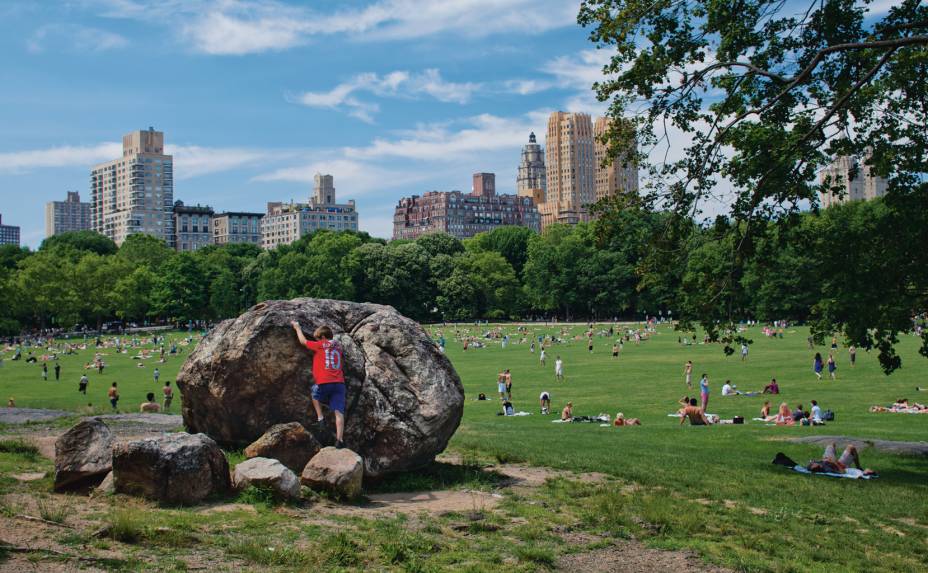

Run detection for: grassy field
[[1, 323, 927, 571]]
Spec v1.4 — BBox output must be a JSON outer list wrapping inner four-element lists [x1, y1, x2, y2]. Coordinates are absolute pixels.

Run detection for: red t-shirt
[[305, 339, 344, 384]]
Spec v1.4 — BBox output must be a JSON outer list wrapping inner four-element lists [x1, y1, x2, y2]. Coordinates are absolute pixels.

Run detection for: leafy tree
[[16, 250, 79, 328], [467, 226, 536, 277], [579, 0, 928, 369], [117, 233, 174, 271], [0, 244, 30, 270], [415, 233, 465, 258], [150, 253, 208, 322], [40, 231, 117, 256], [111, 266, 156, 323]]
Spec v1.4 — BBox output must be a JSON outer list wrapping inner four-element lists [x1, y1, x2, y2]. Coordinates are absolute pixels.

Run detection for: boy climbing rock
[[292, 322, 346, 449]]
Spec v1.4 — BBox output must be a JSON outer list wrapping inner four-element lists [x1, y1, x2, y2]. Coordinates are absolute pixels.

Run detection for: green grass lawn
[[1, 323, 926, 571], [0, 332, 195, 413], [442, 322, 928, 572]]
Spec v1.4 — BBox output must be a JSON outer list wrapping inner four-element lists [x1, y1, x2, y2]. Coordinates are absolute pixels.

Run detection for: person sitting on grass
[[760, 401, 772, 419], [791, 404, 806, 423], [763, 378, 780, 394], [721, 380, 738, 396], [806, 443, 875, 476], [774, 402, 794, 425], [561, 401, 573, 421], [680, 398, 710, 426], [140, 392, 161, 413], [292, 322, 347, 449], [502, 400, 515, 416], [614, 412, 641, 426]]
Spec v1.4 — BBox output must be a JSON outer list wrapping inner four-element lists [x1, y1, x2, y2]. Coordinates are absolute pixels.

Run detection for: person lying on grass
[[680, 398, 710, 426], [807, 443, 875, 476], [614, 412, 641, 426]]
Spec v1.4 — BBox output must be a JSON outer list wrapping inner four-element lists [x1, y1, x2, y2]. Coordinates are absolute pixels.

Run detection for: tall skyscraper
[[90, 127, 174, 245], [818, 154, 888, 208], [262, 174, 358, 249], [593, 117, 638, 201], [0, 214, 20, 246], [516, 132, 546, 194], [45, 191, 91, 237], [472, 173, 496, 197], [541, 111, 596, 229]]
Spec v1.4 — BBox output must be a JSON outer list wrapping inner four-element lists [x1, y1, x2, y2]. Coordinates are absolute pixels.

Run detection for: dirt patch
[[0, 407, 71, 425], [321, 489, 503, 517], [557, 539, 732, 572], [491, 463, 610, 489], [11, 472, 46, 482], [198, 503, 258, 515]]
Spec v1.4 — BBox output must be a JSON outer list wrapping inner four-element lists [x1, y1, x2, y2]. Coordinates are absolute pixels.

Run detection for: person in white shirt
[[721, 380, 737, 396], [554, 357, 564, 381], [539, 391, 551, 414], [539, 348, 546, 366], [810, 400, 823, 422]]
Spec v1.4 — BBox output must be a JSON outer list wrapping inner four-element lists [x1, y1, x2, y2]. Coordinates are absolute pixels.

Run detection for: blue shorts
[[311, 383, 346, 414]]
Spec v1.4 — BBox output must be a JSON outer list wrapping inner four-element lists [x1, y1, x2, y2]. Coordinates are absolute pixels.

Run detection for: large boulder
[[112, 433, 230, 504], [233, 457, 301, 500], [176, 298, 464, 478], [301, 447, 364, 498], [54, 418, 114, 492], [244, 422, 322, 473]]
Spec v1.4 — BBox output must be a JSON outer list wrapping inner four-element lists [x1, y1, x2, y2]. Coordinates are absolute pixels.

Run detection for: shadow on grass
[[367, 458, 509, 494]]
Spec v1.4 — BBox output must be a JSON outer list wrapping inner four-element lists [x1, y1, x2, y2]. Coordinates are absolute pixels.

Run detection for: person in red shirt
[[292, 322, 346, 449]]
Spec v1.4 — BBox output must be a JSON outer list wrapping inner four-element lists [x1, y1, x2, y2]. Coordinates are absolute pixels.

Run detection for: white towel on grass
[[792, 465, 874, 479]]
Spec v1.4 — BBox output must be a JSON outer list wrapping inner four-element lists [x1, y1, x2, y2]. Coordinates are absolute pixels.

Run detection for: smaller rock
[[54, 418, 114, 492], [113, 433, 230, 505], [244, 422, 322, 473], [300, 447, 364, 499], [233, 457, 301, 500], [94, 471, 115, 495]]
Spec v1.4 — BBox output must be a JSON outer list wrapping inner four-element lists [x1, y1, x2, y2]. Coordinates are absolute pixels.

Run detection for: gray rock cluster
[[175, 298, 464, 478]]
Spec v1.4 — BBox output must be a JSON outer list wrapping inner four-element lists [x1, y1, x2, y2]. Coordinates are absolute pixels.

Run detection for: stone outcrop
[[244, 422, 322, 474], [176, 298, 464, 478], [232, 457, 301, 500], [300, 447, 364, 499], [112, 433, 230, 505], [54, 418, 114, 492]]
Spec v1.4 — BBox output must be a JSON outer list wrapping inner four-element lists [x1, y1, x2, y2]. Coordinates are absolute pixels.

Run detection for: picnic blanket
[[791, 465, 876, 480]]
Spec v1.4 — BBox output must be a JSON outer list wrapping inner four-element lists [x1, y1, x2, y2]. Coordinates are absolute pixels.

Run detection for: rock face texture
[[233, 457, 301, 499], [176, 298, 464, 478], [244, 422, 321, 474], [54, 418, 114, 492], [301, 447, 364, 498], [112, 433, 230, 504]]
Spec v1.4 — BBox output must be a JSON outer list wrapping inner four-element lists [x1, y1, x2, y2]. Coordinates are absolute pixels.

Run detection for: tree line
[[2, 196, 923, 365]]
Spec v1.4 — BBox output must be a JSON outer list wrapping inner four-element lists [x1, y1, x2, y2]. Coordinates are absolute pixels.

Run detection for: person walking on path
[[684, 361, 693, 389], [555, 356, 564, 382], [849, 345, 857, 367], [153, 368, 160, 384], [827, 354, 837, 380], [162, 381, 174, 412], [54, 363, 61, 381], [813, 353, 824, 380], [78, 374, 89, 395], [42, 363, 48, 381]]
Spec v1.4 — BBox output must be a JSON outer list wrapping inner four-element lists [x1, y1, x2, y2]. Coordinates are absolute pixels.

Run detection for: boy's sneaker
[[335, 440, 345, 450]]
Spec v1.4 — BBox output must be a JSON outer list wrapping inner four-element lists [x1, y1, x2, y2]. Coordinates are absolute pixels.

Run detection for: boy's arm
[[291, 322, 308, 346]]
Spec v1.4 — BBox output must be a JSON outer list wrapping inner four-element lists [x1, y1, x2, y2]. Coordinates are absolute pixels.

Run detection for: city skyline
[[0, 0, 614, 248]]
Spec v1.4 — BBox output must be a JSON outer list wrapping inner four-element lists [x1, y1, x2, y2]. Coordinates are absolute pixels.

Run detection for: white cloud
[[254, 158, 428, 197], [27, 24, 128, 54], [0, 143, 122, 173], [92, 0, 577, 55], [542, 48, 614, 91], [0, 141, 284, 179], [344, 111, 548, 161], [290, 69, 480, 122]]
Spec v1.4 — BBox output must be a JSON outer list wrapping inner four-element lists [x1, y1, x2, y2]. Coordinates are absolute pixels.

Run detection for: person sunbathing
[[561, 402, 573, 421], [680, 398, 710, 426], [614, 412, 641, 426], [807, 443, 874, 476], [760, 401, 771, 419], [774, 402, 794, 425]]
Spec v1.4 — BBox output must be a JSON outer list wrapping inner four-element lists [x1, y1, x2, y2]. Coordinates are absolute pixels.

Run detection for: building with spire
[[517, 132, 546, 196]]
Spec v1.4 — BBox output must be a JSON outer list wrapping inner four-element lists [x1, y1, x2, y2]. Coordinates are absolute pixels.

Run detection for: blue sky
[[0, 0, 616, 247]]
